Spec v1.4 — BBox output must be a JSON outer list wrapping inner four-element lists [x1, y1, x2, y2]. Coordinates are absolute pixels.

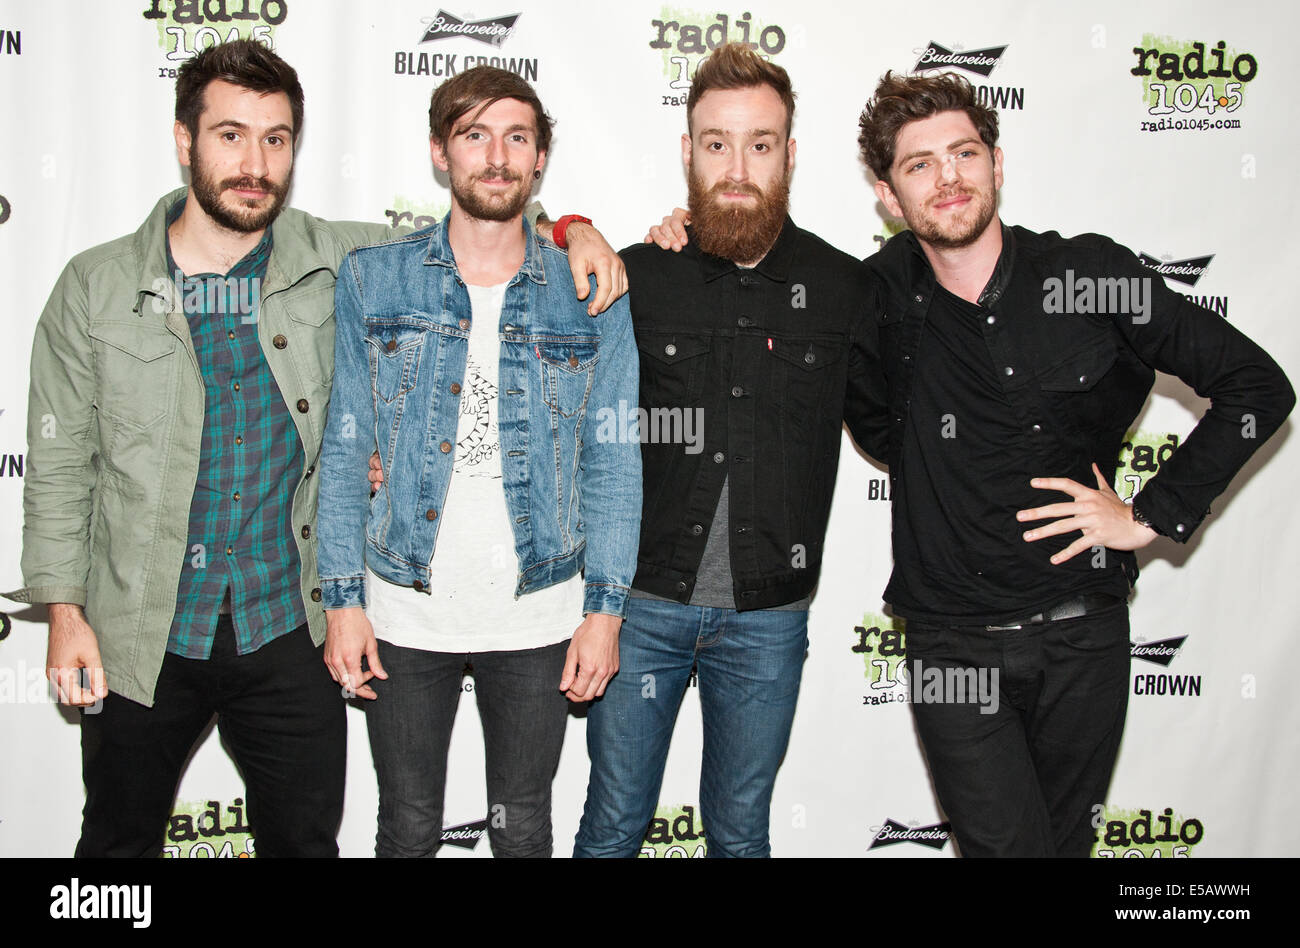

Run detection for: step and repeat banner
[[0, 0, 1295, 858]]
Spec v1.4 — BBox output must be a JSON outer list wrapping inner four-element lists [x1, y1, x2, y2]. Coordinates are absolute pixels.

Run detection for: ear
[[874, 177, 903, 219], [786, 136, 796, 173], [992, 146, 1004, 190], [680, 132, 692, 173], [174, 120, 193, 169], [533, 147, 547, 178], [430, 137, 449, 173]]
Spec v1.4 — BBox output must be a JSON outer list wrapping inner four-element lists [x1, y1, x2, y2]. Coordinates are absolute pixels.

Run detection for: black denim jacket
[[866, 224, 1293, 595], [621, 218, 886, 610]]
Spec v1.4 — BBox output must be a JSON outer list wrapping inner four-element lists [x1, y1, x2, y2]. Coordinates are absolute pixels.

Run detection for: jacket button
[[568, 355, 579, 368], [665, 343, 677, 356], [986, 315, 996, 325], [413, 579, 424, 591], [731, 386, 743, 397], [1078, 374, 1088, 384], [301, 525, 311, 539], [273, 334, 287, 349], [458, 318, 470, 330], [310, 588, 322, 602], [1175, 523, 1185, 534], [426, 509, 438, 520], [914, 294, 923, 303], [1004, 366, 1014, 376], [225, 546, 234, 555], [304, 466, 314, 478], [737, 316, 752, 328], [235, 435, 243, 445], [450, 382, 462, 395], [233, 491, 240, 501], [1031, 424, 1042, 433], [676, 581, 688, 592], [440, 441, 452, 453], [713, 452, 725, 463], [803, 352, 816, 365], [386, 339, 397, 352], [297, 398, 309, 413], [691, 523, 703, 536]]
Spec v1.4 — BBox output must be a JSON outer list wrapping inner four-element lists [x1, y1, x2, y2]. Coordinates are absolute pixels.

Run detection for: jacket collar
[[901, 221, 1017, 306], [691, 215, 799, 283], [421, 211, 548, 285], [130, 186, 338, 312]]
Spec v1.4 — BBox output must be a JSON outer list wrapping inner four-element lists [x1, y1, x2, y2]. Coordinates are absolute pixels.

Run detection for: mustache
[[707, 180, 763, 199], [222, 175, 280, 193], [474, 165, 523, 183]]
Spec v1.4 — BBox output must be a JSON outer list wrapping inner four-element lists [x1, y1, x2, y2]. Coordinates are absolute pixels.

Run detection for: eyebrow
[[207, 119, 294, 137], [895, 137, 982, 168], [455, 121, 534, 136], [698, 127, 780, 139]]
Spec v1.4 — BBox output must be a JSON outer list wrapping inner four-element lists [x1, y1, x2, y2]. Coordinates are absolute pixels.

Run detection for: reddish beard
[[687, 169, 790, 265], [452, 164, 531, 222]]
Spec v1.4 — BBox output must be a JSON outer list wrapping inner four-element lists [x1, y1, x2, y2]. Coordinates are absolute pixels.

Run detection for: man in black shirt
[[856, 70, 1293, 856], [572, 44, 885, 858]]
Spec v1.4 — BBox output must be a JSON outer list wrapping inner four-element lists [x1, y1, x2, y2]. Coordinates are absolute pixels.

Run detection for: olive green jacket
[[5, 188, 391, 705]]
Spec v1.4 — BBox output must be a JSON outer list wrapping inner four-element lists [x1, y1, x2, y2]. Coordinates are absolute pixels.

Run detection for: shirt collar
[[902, 221, 1017, 306], [690, 215, 799, 283]]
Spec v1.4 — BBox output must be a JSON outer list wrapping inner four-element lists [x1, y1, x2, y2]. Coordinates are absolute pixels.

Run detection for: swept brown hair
[[858, 70, 999, 185], [428, 66, 554, 153], [175, 39, 304, 147], [686, 42, 796, 137]]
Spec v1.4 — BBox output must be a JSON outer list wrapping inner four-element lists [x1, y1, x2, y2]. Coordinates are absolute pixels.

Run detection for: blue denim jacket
[[317, 215, 641, 618]]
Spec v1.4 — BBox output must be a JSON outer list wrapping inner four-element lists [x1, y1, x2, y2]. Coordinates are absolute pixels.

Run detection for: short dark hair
[[858, 70, 999, 185], [175, 39, 305, 147], [686, 42, 796, 138], [428, 66, 554, 153]]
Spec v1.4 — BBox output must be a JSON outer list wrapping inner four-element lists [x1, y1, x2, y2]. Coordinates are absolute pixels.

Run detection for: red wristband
[[552, 214, 592, 249]]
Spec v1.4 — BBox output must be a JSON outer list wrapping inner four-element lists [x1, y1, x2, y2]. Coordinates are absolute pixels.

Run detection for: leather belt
[[984, 593, 1123, 632]]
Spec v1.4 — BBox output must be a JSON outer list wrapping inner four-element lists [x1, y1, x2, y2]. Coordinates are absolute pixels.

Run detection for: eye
[[510, 133, 528, 143], [221, 131, 240, 143], [753, 143, 769, 152], [265, 135, 285, 147], [907, 160, 928, 173], [707, 141, 724, 151]]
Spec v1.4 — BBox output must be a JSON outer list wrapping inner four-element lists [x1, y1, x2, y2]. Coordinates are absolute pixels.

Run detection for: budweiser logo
[[440, 818, 488, 849], [420, 10, 520, 48], [1138, 253, 1215, 287], [869, 819, 952, 850], [914, 42, 1008, 77], [1130, 636, 1187, 667]]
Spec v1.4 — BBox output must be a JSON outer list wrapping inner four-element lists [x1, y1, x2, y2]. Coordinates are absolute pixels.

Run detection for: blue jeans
[[365, 638, 570, 858], [573, 597, 808, 858]]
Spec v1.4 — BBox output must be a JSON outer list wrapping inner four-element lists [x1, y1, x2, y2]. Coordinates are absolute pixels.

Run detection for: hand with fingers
[[1018, 463, 1158, 564], [47, 603, 108, 707], [644, 207, 691, 251], [559, 612, 621, 703], [562, 222, 628, 316], [324, 607, 388, 700]]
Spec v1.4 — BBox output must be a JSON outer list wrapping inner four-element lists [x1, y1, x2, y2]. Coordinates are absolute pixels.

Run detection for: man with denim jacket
[[316, 67, 640, 858], [6, 41, 627, 858]]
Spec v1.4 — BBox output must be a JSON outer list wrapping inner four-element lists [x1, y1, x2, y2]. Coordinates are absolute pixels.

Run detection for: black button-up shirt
[[621, 217, 886, 610], [866, 224, 1294, 624]]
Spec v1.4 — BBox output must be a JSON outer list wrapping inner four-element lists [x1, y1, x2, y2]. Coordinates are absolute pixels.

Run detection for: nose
[[937, 153, 960, 186], [725, 147, 748, 183], [240, 140, 269, 179], [487, 134, 508, 167]]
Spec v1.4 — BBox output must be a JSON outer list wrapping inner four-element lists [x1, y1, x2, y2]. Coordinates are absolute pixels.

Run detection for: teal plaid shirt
[[164, 200, 307, 658]]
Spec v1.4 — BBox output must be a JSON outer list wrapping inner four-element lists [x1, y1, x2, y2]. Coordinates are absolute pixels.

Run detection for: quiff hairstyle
[[686, 42, 796, 138], [858, 70, 999, 186], [428, 66, 554, 153], [175, 39, 305, 148]]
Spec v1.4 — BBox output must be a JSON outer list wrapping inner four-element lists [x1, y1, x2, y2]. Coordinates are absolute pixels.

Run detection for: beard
[[450, 163, 532, 222], [687, 165, 790, 265], [189, 138, 290, 234], [902, 184, 997, 250]]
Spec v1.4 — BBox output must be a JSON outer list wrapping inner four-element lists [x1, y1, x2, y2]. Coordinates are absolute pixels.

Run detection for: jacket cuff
[[1131, 483, 1204, 543], [320, 576, 366, 611], [2, 585, 88, 606], [583, 582, 630, 620]]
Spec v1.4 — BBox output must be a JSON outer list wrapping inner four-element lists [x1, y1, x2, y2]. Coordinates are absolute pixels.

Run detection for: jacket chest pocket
[[767, 336, 846, 425], [88, 321, 177, 429], [365, 324, 426, 403], [636, 331, 711, 412], [538, 338, 598, 419]]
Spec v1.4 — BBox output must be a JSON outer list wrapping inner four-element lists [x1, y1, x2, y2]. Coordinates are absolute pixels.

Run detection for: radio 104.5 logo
[[1132, 35, 1257, 133]]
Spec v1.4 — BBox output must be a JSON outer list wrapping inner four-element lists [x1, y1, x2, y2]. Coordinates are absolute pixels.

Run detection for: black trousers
[[76, 617, 345, 857], [905, 604, 1130, 857]]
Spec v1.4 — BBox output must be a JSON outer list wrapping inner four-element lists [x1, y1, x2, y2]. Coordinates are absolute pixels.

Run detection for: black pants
[[76, 618, 345, 857], [905, 604, 1130, 857], [365, 638, 571, 858]]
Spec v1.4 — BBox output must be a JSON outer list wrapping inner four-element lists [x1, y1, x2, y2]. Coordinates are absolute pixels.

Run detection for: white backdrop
[[0, 0, 1295, 858]]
